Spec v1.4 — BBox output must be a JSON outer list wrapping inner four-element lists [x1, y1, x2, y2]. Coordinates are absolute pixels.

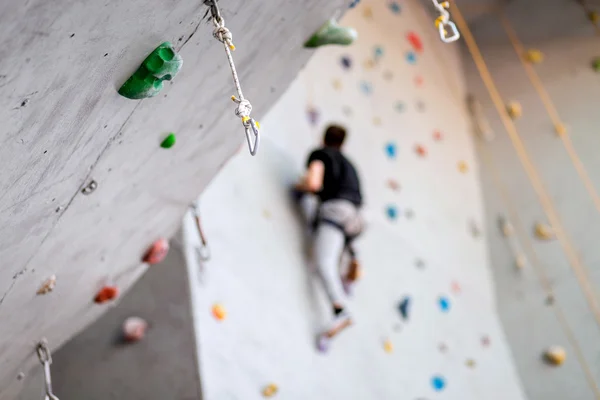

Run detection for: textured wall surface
[[0, 0, 346, 397], [183, 1, 526, 399], [462, 1, 600, 399]]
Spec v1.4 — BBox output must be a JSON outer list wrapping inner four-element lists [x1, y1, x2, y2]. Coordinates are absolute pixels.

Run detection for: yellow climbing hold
[[589, 11, 600, 24], [458, 161, 469, 174], [363, 6, 373, 18], [332, 79, 342, 90], [262, 383, 279, 398], [524, 49, 544, 64], [544, 346, 566, 366], [515, 254, 527, 270], [383, 339, 393, 353], [465, 359, 476, 368], [554, 123, 566, 136], [506, 102, 522, 119], [373, 117, 382, 126], [534, 222, 554, 240]]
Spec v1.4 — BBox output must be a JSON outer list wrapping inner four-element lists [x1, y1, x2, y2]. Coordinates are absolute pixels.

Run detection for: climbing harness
[[206, 0, 260, 156], [36, 339, 59, 400], [431, 0, 460, 43], [190, 202, 211, 261]]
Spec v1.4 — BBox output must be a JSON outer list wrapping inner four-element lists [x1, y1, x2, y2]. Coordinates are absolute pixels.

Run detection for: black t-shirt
[[307, 147, 362, 206]]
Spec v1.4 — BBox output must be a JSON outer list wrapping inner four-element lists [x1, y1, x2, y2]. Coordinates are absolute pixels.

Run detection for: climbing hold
[[394, 101, 405, 113], [386, 205, 399, 220], [404, 208, 414, 219], [306, 106, 320, 126], [481, 335, 491, 347], [465, 359, 476, 368], [262, 383, 279, 398], [17, 372, 25, 380], [342, 105, 353, 117], [515, 254, 527, 270], [544, 346, 566, 366], [414, 75, 424, 87], [363, 6, 373, 18], [374, 46, 384, 60], [431, 375, 446, 391], [438, 296, 451, 312], [545, 295, 555, 305], [37, 275, 56, 295], [122, 316, 148, 342], [359, 81, 373, 95], [81, 179, 98, 195], [118, 42, 183, 99], [349, 0, 360, 8], [415, 259, 425, 269], [592, 57, 600, 72], [383, 339, 394, 353], [524, 49, 544, 64], [457, 161, 469, 174], [304, 19, 358, 48], [383, 70, 394, 81], [589, 11, 600, 24], [554, 123, 567, 136], [433, 130, 443, 141], [407, 31, 423, 53], [414, 144, 427, 157], [498, 215, 514, 237], [406, 51, 417, 65], [451, 281, 461, 294], [389, 1, 401, 14], [373, 117, 382, 126], [438, 343, 448, 353], [160, 133, 176, 149], [416, 100, 426, 112], [212, 303, 227, 321], [340, 55, 352, 70], [534, 222, 554, 240], [387, 179, 400, 191], [143, 238, 170, 264], [506, 101, 522, 119], [263, 209, 272, 219], [469, 220, 481, 238], [332, 79, 343, 90], [385, 142, 397, 159], [94, 285, 119, 304], [398, 296, 411, 320]]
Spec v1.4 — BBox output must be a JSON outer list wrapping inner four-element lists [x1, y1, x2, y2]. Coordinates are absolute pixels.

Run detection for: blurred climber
[[293, 124, 364, 352]]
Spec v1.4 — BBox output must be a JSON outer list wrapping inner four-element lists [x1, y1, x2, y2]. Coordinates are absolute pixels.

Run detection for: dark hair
[[323, 125, 347, 149]]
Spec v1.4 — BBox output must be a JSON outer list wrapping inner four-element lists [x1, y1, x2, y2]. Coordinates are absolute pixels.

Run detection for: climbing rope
[[207, 0, 260, 156], [498, 13, 600, 217], [447, 4, 600, 396], [431, 0, 460, 43], [36, 339, 60, 400]]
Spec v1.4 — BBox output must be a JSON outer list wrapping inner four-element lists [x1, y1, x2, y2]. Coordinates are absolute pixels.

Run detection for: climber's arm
[[295, 160, 325, 193]]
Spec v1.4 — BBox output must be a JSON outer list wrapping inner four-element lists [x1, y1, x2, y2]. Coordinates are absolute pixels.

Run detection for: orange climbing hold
[[383, 339, 394, 353], [212, 303, 227, 321], [262, 383, 279, 398], [458, 161, 469, 173], [415, 144, 427, 157], [433, 130, 443, 141], [143, 238, 169, 265], [94, 286, 119, 304]]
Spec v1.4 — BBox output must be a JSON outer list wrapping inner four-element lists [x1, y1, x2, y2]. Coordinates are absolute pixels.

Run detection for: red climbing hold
[[407, 31, 423, 53], [143, 238, 169, 265], [94, 286, 119, 304], [414, 75, 424, 87], [433, 130, 443, 141], [415, 144, 427, 157]]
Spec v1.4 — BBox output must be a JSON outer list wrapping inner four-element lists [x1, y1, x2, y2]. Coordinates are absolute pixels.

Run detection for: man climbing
[[293, 124, 364, 352]]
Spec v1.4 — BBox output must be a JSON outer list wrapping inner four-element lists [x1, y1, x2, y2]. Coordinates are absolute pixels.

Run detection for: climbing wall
[[462, 1, 600, 398], [184, 1, 526, 399]]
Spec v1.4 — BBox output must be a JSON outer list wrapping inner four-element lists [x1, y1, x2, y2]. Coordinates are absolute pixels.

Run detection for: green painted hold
[[160, 133, 176, 148], [593, 57, 600, 72], [118, 42, 183, 99], [304, 19, 358, 48]]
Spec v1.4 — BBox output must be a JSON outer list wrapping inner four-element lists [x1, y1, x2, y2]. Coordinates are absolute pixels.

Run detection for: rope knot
[[213, 25, 234, 49], [233, 97, 252, 119]]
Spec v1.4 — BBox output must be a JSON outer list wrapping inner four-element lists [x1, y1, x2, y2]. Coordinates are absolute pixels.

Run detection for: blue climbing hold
[[374, 46, 384, 60], [389, 1, 401, 14], [438, 296, 451, 312], [340, 55, 352, 70], [432, 375, 446, 391], [349, 0, 361, 8], [406, 51, 417, 64], [385, 142, 397, 159], [386, 205, 399, 220], [359, 81, 372, 95], [398, 296, 411, 320]]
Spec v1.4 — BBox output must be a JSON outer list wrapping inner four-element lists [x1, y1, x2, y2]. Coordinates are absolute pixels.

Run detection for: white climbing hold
[[534, 222, 554, 240], [122, 316, 148, 342], [515, 254, 527, 270], [544, 346, 566, 365], [37, 275, 56, 295], [498, 216, 514, 237], [506, 102, 522, 119]]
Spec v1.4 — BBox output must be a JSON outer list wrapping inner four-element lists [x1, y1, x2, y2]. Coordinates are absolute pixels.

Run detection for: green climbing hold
[[118, 42, 183, 99], [304, 19, 358, 48], [160, 133, 176, 148], [592, 57, 600, 72]]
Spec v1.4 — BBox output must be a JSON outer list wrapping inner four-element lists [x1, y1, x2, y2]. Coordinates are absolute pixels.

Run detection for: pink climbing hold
[[123, 316, 148, 342], [433, 130, 443, 141], [143, 238, 169, 265]]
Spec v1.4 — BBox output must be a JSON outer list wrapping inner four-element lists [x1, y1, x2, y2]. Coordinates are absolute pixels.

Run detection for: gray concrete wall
[[462, 1, 600, 398], [0, 0, 346, 397]]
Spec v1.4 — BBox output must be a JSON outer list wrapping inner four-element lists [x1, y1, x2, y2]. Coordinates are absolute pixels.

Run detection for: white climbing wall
[[184, 1, 526, 399]]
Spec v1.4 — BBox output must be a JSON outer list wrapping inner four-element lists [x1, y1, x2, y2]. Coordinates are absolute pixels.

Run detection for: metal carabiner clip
[[439, 20, 460, 43], [243, 118, 260, 156], [36, 340, 60, 400]]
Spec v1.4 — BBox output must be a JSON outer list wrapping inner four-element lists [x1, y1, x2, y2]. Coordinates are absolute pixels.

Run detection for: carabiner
[[244, 118, 260, 156], [439, 20, 460, 43]]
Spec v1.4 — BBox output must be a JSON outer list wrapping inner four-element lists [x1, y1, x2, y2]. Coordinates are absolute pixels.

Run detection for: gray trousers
[[300, 195, 364, 309]]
